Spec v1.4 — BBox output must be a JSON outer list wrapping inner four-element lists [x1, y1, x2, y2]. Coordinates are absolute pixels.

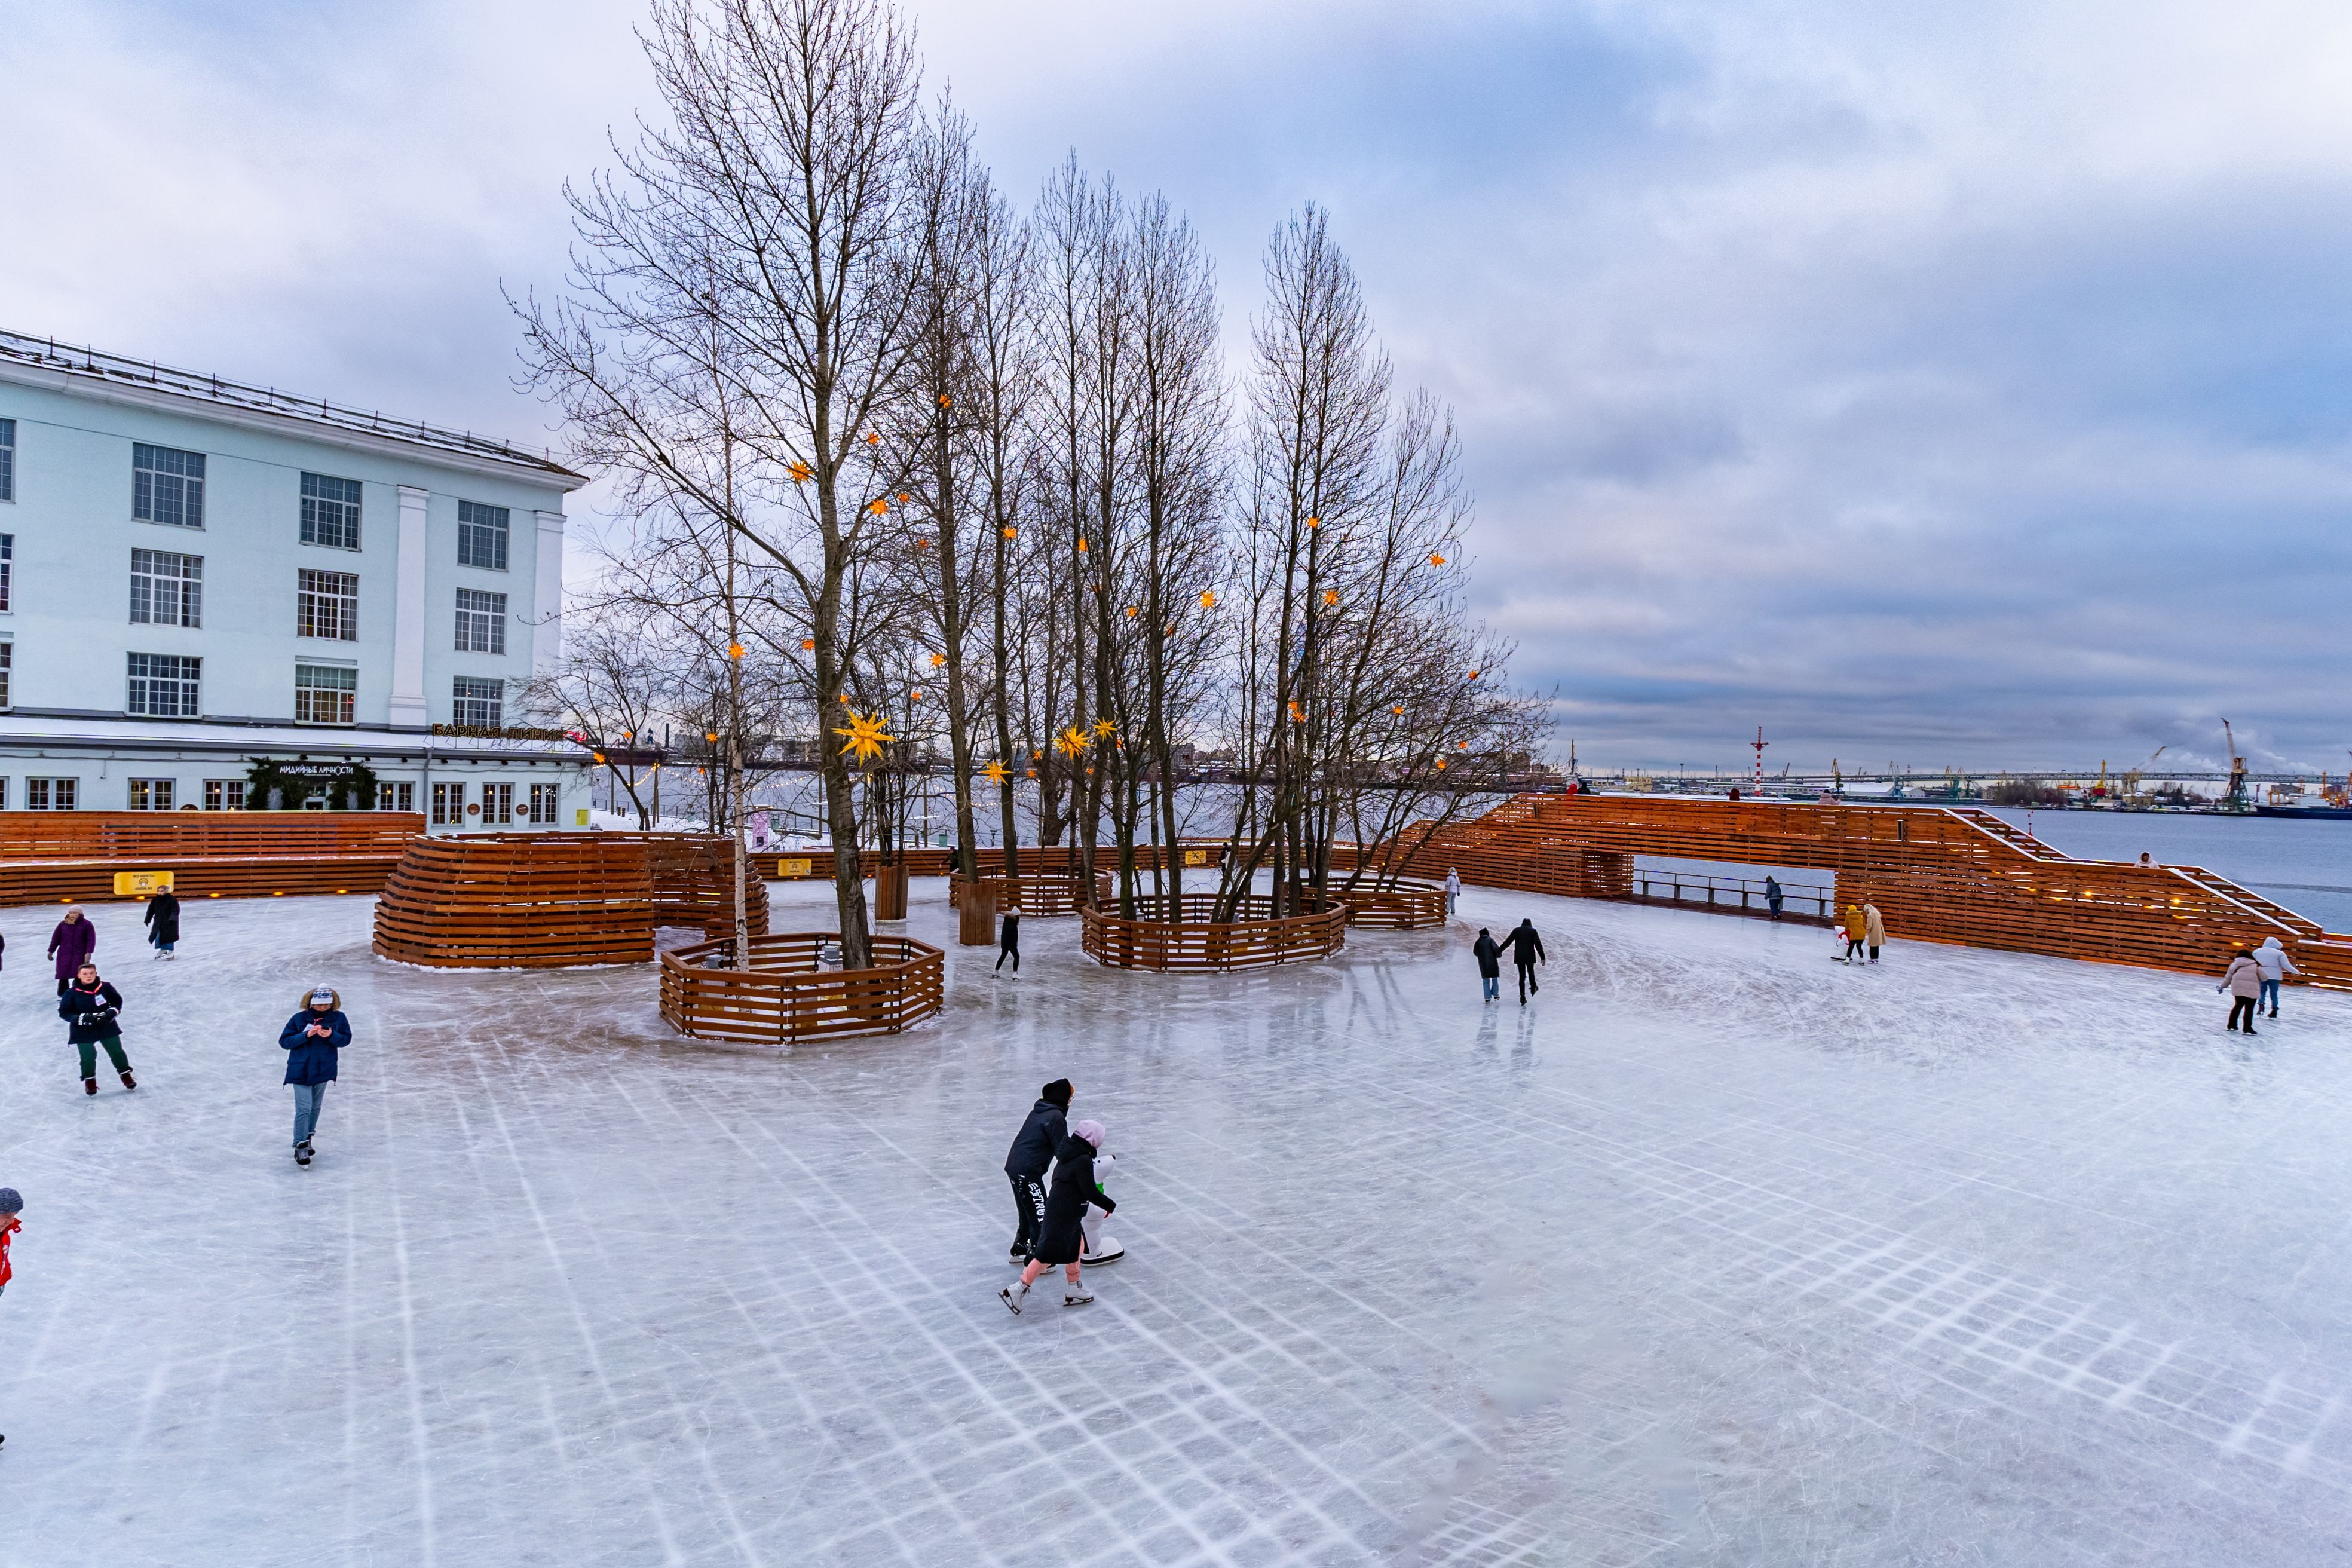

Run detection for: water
[[1982, 807, 2352, 933]]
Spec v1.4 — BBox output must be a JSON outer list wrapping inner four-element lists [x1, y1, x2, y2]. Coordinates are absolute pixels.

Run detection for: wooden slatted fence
[[660, 933, 945, 1043], [0, 811, 424, 906], [1080, 894, 1348, 971]]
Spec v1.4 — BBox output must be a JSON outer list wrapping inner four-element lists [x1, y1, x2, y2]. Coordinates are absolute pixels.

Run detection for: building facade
[[0, 331, 592, 829]]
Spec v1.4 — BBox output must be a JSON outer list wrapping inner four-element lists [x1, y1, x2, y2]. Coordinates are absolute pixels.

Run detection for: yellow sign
[[114, 871, 174, 897], [1183, 849, 1208, 867], [575, 808, 591, 826], [778, 858, 813, 878]]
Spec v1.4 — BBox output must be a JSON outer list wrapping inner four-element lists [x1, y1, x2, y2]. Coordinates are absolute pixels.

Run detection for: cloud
[[7, 0, 2351, 770]]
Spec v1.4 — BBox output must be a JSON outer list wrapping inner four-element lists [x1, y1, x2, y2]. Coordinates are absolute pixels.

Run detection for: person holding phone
[[280, 987, 352, 1167]]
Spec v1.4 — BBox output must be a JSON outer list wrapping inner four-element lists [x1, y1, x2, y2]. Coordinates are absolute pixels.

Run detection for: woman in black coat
[[143, 889, 182, 958], [1000, 1120, 1112, 1313]]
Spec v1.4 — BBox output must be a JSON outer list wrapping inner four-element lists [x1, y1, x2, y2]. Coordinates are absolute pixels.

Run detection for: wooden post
[[956, 877, 999, 946], [873, 859, 909, 921]]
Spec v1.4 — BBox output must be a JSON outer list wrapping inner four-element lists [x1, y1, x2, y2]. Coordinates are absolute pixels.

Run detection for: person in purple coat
[[47, 908, 95, 997]]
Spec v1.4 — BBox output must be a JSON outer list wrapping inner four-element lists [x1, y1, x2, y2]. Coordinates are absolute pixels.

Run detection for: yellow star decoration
[[1092, 718, 1117, 739], [981, 761, 1010, 785], [1199, 590, 1217, 610], [1055, 725, 1091, 759], [834, 710, 894, 767], [1002, 526, 1018, 540], [1322, 590, 1338, 607], [788, 460, 811, 483]]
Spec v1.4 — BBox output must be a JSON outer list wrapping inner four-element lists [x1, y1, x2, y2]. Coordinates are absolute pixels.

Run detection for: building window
[[301, 472, 362, 549], [0, 779, 8, 809], [528, 783, 559, 825], [298, 569, 359, 641], [482, 782, 514, 825], [295, 663, 357, 724], [457, 500, 510, 570], [133, 443, 206, 528], [379, 781, 415, 813], [128, 778, 176, 811], [0, 418, 13, 502], [130, 549, 203, 627], [431, 781, 465, 826], [127, 653, 200, 717], [203, 779, 247, 811], [451, 676, 503, 728], [26, 777, 76, 810], [0, 533, 13, 611], [454, 588, 506, 654], [0, 641, 11, 709]]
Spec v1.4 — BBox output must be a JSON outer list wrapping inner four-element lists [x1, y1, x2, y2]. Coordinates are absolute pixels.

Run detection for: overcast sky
[[7, 0, 2351, 774]]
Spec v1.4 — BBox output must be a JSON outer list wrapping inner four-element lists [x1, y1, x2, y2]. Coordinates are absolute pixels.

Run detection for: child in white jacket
[[2252, 936, 2301, 1019]]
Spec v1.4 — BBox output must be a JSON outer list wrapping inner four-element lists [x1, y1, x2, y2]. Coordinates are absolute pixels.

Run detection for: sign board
[[1183, 849, 1209, 867], [576, 808, 592, 826], [113, 871, 174, 897], [777, 858, 814, 878]]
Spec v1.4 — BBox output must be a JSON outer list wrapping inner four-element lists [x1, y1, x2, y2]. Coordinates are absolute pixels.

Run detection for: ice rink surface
[[3, 881, 2351, 1567]]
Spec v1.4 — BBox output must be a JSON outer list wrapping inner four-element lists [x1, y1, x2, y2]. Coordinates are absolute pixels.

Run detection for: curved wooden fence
[[374, 832, 768, 968], [1333, 880, 1448, 929], [1081, 894, 1348, 972], [660, 932, 945, 1043], [951, 874, 1096, 917]]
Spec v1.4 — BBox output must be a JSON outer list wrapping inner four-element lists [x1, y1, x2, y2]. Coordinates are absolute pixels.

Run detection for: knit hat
[[1072, 1119, 1105, 1149], [307, 987, 338, 1009], [1042, 1079, 1073, 1108], [0, 1188, 21, 1215]]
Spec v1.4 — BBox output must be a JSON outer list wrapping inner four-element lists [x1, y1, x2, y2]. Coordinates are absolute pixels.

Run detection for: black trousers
[[1515, 961, 1538, 1002], [2228, 996, 2259, 1031], [995, 938, 1019, 973], [1845, 939, 1865, 961], [1009, 1174, 1047, 1254]]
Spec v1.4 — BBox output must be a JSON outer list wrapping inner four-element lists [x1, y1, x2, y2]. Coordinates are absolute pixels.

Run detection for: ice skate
[[82, 1079, 97, 1097], [999, 1281, 1028, 1315], [1062, 1291, 1094, 1307], [120, 1070, 136, 1091]]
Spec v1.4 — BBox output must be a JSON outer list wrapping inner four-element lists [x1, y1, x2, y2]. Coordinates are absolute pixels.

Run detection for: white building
[[0, 330, 592, 829]]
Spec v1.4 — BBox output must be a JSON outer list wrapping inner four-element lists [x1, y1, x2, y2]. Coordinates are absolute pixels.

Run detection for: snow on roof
[[0, 328, 586, 488]]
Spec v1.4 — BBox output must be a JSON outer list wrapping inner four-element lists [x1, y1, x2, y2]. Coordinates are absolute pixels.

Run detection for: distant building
[[0, 330, 590, 829]]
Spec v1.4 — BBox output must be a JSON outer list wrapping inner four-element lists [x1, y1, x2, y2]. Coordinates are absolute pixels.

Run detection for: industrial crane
[[2221, 720, 2249, 810]]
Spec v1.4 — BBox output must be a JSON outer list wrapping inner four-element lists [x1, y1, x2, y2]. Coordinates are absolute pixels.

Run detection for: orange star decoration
[[1435, 758, 1448, 771], [909, 689, 923, 702], [1322, 590, 1339, 607], [1429, 553, 1447, 566], [1026, 768, 1037, 779], [1125, 605, 1138, 618], [868, 498, 888, 515], [801, 638, 815, 650], [1307, 516, 1321, 529], [1033, 749, 1044, 760], [929, 652, 947, 668], [1392, 705, 1404, 715], [938, 393, 953, 409], [1467, 670, 1480, 681], [981, 761, 1010, 785], [1199, 590, 1217, 610], [1002, 526, 1018, 540], [788, 460, 811, 483], [898, 492, 911, 504], [1288, 701, 1306, 722], [865, 432, 881, 446], [705, 731, 719, 743], [1055, 725, 1090, 759], [834, 710, 893, 767], [1457, 740, 1469, 749], [591, 752, 607, 764], [728, 642, 745, 659], [1076, 538, 1089, 553]]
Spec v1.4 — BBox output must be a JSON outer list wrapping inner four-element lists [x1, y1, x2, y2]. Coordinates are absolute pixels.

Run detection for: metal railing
[[1626, 872, 1835, 924]]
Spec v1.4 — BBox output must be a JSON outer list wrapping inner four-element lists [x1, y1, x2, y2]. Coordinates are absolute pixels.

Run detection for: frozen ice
[[3, 878, 2352, 1565]]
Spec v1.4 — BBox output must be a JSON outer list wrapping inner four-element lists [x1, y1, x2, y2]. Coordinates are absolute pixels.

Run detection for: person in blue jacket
[[280, 986, 351, 1168]]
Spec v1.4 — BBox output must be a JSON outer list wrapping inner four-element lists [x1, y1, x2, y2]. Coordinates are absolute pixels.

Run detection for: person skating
[[47, 907, 94, 997], [1864, 902, 1886, 964], [1002, 1119, 1113, 1313], [994, 909, 1021, 975], [1764, 875, 1783, 921], [2219, 948, 2263, 1034], [0, 1186, 20, 1451], [1472, 927, 1502, 1003], [2253, 935, 2300, 1018], [59, 963, 133, 1094], [142, 887, 182, 960], [1843, 904, 1868, 964], [1503, 918, 1546, 1004], [1444, 868, 1462, 915], [1002, 1079, 1071, 1264], [280, 987, 350, 1166]]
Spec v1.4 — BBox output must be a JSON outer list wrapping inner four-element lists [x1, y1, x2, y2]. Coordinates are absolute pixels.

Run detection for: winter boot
[[296, 1143, 313, 1167], [1063, 1292, 1095, 1308], [999, 1281, 1028, 1315], [83, 1078, 97, 1096], [120, 1071, 136, 1091]]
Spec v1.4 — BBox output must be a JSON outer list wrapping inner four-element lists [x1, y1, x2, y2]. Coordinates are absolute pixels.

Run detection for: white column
[[532, 509, 567, 676], [391, 485, 430, 730]]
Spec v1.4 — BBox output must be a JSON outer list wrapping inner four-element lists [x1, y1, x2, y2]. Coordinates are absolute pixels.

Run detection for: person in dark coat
[[1002, 1119, 1113, 1313], [142, 889, 182, 958], [1764, 876, 1784, 921], [1002, 1079, 1071, 1263], [47, 908, 95, 997], [994, 909, 1021, 975], [59, 962, 133, 1094], [1472, 928, 1502, 1003], [280, 986, 351, 1167], [1504, 918, 1546, 1004]]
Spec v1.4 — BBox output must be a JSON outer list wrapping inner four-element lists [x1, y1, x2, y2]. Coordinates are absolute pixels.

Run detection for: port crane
[[2220, 721, 2249, 810]]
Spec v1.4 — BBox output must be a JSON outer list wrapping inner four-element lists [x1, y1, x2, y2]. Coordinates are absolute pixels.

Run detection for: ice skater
[[1002, 1119, 1114, 1313], [280, 987, 350, 1166], [0, 1186, 19, 1451], [1444, 867, 1462, 915], [2219, 948, 2263, 1035], [59, 963, 133, 1095], [1843, 904, 1867, 964], [47, 906, 95, 997], [1080, 1149, 1123, 1265], [1864, 902, 1886, 964], [1505, 917, 1546, 1004], [142, 886, 181, 958], [1473, 927, 1502, 1003], [1764, 875, 1783, 921], [2253, 935, 2300, 1018], [1003, 1079, 1071, 1263], [995, 908, 1021, 975]]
